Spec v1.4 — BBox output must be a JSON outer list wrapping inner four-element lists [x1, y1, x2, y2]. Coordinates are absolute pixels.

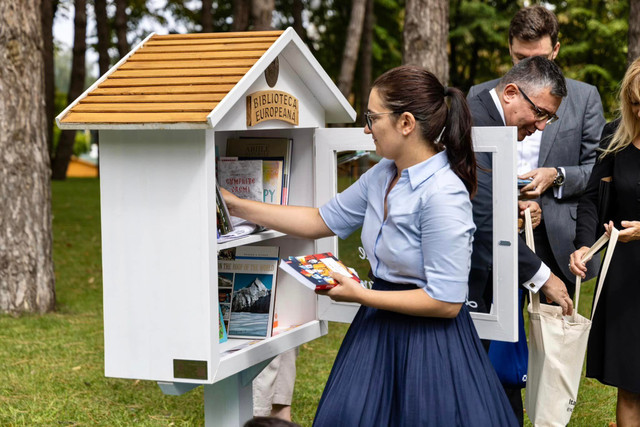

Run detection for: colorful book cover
[[226, 138, 292, 205], [218, 303, 228, 343], [279, 252, 360, 291], [218, 246, 279, 339], [262, 160, 284, 204], [217, 159, 263, 202]]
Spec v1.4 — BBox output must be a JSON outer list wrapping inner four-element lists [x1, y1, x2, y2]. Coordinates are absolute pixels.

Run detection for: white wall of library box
[[56, 27, 518, 426]]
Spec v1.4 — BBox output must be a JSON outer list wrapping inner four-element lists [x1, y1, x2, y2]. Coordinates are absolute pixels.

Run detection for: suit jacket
[[467, 89, 543, 286], [468, 79, 605, 281]]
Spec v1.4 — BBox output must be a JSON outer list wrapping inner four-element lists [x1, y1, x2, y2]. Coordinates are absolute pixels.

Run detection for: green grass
[[0, 178, 618, 426]]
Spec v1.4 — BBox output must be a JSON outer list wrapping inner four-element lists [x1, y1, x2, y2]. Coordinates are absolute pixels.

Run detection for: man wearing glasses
[[468, 6, 605, 305], [467, 55, 575, 425]]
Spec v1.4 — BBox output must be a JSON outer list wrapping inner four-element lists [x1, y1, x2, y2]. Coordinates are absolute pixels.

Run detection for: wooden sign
[[246, 90, 299, 126]]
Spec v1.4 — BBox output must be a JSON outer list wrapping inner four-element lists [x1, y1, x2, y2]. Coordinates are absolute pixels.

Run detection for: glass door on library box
[[314, 127, 519, 342]]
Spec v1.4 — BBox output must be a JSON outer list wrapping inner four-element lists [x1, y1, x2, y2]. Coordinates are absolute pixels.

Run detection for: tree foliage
[[51, 0, 631, 132], [548, 0, 629, 117], [449, 0, 516, 91], [449, 0, 629, 117], [162, 0, 234, 32], [298, 0, 403, 116]]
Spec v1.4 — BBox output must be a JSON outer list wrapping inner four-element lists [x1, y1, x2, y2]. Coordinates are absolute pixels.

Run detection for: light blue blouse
[[319, 151, 475, 303]]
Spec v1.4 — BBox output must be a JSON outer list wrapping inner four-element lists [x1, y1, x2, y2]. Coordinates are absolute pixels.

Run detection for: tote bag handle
[[524, 209, 546, 313], [574, 228, 619, 318], [523, 208, 535, 252], [528, 210, 619, 317]]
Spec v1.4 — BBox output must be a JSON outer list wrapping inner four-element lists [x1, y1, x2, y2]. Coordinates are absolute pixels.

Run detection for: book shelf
[[93, 128, 348, 425], [217, 230, 286, 251]]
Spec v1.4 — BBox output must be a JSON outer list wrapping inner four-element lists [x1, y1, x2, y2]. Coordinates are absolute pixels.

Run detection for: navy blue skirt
[[313, 278, 518, 427]]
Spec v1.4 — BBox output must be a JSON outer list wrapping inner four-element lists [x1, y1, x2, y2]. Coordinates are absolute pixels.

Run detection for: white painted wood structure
[[57, 27, 519, 426]]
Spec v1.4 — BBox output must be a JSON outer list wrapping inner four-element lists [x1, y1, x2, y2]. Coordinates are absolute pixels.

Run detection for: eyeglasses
[[517, 85, 559, 124], [364, 111, 396, 129]]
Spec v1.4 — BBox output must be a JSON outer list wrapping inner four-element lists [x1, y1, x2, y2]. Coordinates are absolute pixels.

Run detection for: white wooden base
[[204, 374, 252, 427], [203, 359, 272, 427]]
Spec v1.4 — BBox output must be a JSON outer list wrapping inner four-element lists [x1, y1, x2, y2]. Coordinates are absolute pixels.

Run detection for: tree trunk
[[201, 0, 214, 33], [0, 0, 56, 314], [251, 0, 274, 30], [337, 0, 367, 98], [630, 0, 640, 64], [41, 0, 55, 160], [52, 0, 86, 180], [292, 0, 305, 41], [232, 0, 250, 31], [448, 0, 461, 88], [403, 0, 449, 85], [114, 0, 128, 59], [94, 0, 110, 76], [358, 0, 374, 126]]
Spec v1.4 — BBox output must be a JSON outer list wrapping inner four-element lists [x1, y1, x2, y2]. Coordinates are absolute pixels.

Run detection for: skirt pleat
[[313, 279, 518, 427]]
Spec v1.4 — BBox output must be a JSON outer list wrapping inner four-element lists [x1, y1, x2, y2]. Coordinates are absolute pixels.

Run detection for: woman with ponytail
[[222, 65, 517, 426]]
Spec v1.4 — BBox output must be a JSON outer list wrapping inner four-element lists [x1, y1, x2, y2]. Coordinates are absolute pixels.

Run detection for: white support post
[[203, 358, 273, 427], [204, 374, 253, 427]]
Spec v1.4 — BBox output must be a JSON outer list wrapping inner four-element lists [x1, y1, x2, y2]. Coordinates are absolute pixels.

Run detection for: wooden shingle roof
[[59, 31, 283, 125]]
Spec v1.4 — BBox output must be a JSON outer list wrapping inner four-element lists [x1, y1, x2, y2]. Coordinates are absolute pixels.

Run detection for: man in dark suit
[[467, 55, 574, 426], [468, 6, 605, 298]]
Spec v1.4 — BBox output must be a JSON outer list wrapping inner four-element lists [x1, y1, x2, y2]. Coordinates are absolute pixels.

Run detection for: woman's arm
[[222, 161, 375, 240], [221, 188, 334, 240], [318, 183, 472, 319], [318, 273, 462, 318], [574, 148, 615, 248]]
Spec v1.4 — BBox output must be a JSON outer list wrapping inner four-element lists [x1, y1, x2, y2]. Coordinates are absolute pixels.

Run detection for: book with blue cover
[[218, 303, 228, 343], [218, 245, 280, 339]]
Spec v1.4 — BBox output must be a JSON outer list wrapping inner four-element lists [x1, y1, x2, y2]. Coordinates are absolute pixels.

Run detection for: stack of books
[[215, 137, 293, 243], [218, 137, 292, 206]]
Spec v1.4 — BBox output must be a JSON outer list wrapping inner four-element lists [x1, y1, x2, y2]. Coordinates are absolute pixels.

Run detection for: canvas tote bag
[[525, 221, 619, 427]]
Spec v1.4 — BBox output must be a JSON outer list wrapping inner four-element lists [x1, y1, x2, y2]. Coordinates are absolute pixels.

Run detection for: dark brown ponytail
[[442, 86, 477, 197]]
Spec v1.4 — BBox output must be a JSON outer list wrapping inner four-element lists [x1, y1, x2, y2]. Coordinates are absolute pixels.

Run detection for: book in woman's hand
[[279, 252, 360, 291]]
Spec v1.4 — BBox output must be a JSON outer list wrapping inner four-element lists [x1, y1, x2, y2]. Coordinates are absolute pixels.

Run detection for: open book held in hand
[[279, 252, 360, 291]]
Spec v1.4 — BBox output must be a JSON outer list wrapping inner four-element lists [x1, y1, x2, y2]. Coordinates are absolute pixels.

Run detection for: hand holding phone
[[517, 178, 533, 189]]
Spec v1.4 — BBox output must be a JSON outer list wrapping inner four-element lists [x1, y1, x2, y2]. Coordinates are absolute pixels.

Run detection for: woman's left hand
[[315, 272, 366, 303], [569, 246, 591, 279], [617, 220, 640, 242]]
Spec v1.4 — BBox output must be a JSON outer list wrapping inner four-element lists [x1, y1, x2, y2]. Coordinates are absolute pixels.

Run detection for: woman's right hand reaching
[[218, 186, 334, 240], [569, 246, 592, 279], [219, 187, 241, 216]]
